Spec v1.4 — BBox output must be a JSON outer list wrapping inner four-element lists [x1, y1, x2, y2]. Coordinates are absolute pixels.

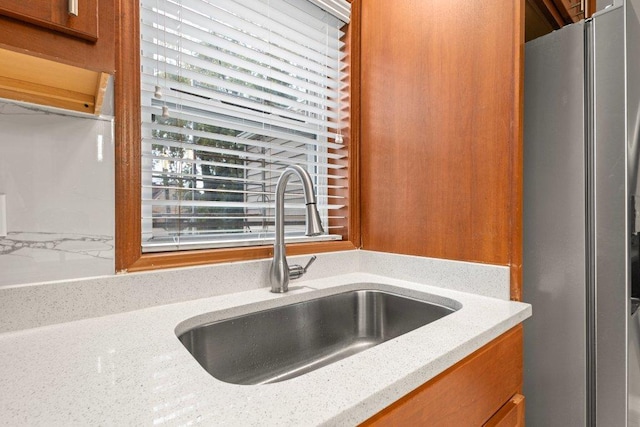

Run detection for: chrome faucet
[[270, 165, 324, 293]]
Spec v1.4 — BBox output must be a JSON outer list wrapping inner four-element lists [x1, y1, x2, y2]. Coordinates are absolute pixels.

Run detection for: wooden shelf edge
[[0, 75, 94, 112], [0, 47, 110, 115], [93, 72, 109, 115]]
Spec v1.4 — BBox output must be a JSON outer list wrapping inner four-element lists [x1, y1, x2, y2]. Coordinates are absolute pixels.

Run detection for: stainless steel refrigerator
[[523, 1, 640, 425]]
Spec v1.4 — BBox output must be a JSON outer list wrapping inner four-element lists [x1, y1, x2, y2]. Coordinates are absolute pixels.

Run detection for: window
[[139, 0, 351, 252]]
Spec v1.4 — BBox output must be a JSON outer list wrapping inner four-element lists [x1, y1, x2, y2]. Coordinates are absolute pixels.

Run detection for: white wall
[[0, 100, 115, 286]]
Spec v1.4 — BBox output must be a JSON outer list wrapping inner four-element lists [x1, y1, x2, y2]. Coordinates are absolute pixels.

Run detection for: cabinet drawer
[[361, 325, 523, 426]]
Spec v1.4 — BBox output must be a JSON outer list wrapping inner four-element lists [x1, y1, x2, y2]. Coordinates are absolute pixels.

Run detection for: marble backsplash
[[0, 100, 115, 286]]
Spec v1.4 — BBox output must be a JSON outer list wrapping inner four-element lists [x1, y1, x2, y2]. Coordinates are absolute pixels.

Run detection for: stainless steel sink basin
[[177, 289, 457, 385]]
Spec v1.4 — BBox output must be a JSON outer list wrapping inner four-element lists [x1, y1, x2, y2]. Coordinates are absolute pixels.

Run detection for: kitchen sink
[[177, 289, 458, 385]]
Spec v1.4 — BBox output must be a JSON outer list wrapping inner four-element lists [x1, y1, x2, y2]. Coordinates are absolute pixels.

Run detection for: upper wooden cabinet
[[0, 0, 114, 73], [360, 0, 524, 297], [0, 0, 98, 42], [0, 0, 114, 113]]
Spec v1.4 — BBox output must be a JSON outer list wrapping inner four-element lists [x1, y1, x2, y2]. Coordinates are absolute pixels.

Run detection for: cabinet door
[[0, 0, 98, 42]]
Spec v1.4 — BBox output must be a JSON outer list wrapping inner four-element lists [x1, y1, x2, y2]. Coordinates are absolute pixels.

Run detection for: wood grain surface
[[361, 325, 523, 426], [0, 0, 114, 72], [360, 0, 524, 299]]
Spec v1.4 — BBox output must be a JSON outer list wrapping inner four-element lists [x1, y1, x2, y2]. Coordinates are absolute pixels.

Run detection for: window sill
[[121, 240, 358, 273]]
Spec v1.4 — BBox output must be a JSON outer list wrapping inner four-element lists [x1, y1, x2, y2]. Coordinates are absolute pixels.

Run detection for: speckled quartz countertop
[[0, 257, 531, 426]]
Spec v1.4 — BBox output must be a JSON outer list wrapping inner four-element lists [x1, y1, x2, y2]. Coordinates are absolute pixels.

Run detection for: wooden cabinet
[[0, 0, 114, 74], [361, 325, 523, 426], [0, 0, 114, 114], [360, 0, 524, 299], [0, 0, 98, 42]]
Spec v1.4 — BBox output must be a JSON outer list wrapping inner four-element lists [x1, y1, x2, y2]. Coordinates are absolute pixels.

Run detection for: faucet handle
[[288, 255, 317, 280], [302, 255, 317, 273]]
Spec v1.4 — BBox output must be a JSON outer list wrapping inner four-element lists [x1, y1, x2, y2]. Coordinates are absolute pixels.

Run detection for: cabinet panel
[[360, 325, 523, 426], [360, 0, 524, 299], [0, 0, 98, 42], [0, 0, 113, 113], [0, 0, 114, 73]]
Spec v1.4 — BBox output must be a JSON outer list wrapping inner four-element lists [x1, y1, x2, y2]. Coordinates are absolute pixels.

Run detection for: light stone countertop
[[0, 271, 531, 426]]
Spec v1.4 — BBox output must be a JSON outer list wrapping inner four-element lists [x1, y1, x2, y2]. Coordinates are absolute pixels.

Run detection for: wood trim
[[0, 47, 109, 114], [0, 78, 94, 112], [114, 0, 360, 273], [115, 0, 142, 272], [348, 0, 362, 249], [510, 0, 525, 301], [361, 325, 523, 426], [484, 394, 525, 427], [585, 0, 597, 18], [125, 241, 357, 273], [93, 72, 109, 116]]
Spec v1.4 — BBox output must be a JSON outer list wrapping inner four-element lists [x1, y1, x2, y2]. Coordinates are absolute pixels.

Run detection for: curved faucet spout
[[270, 165, 324, 293]]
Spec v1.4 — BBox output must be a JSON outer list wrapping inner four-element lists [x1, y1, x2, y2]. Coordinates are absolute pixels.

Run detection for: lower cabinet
[[361, 325, 524, 426]]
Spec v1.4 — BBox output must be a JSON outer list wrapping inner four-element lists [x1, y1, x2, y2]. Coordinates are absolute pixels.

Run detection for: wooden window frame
[[114, 0, 361, 273]]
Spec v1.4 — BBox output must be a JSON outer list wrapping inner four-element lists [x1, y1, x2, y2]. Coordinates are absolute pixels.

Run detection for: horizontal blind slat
[[144, 156, 346, 180], [140, 86, 337, 139], [140, 64, 339, 119], [238, 0, 344, 40], [144, 137, 345, 161], [140, 73, 340, 125], [139, 16, 343, 90], [208, 0, 344, 53], [140, 2, 344, 74], [143, 200, 345, 209], [143, 185, 347, 199], [141, 107, 344, 149], [145, 139, 345, 169], [139, 41, 342, 109], [174, 0, 346, 60], [307, 0, 351, 23], [143, 171, 348, 189], [146, 156, 345, 176]]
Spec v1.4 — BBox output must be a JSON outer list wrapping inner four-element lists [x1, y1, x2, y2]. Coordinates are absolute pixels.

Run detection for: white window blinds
[[140, 0, 350, 252]]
